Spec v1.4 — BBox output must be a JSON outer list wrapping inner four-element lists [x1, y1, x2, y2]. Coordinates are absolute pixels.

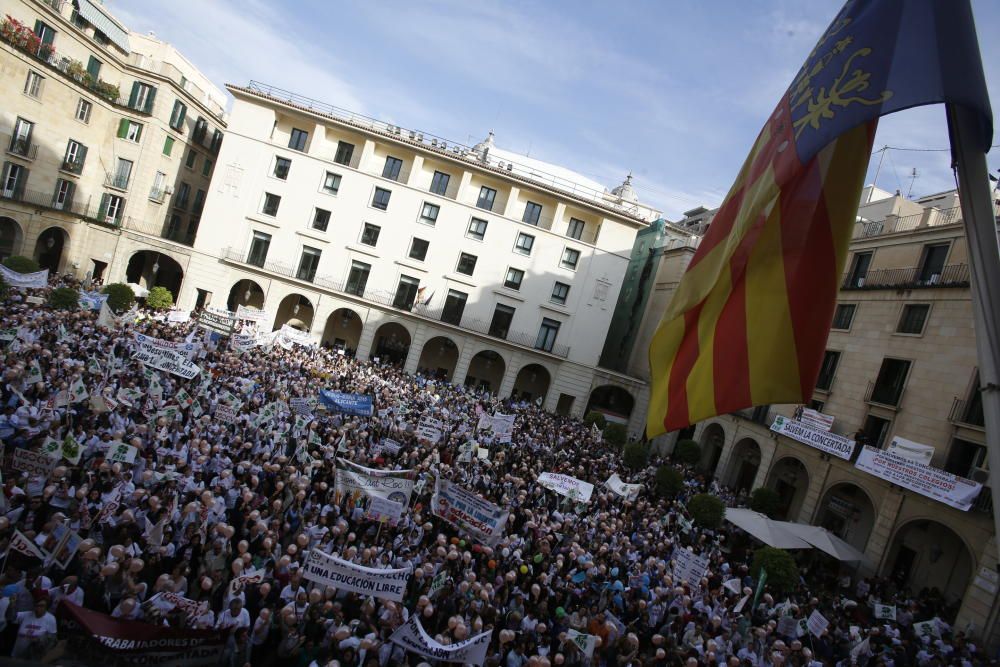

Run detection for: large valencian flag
[[647, 0, 992, 436]]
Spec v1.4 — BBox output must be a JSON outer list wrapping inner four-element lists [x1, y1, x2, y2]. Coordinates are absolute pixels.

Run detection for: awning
[[781, 524, 870, 563], [74, 0, 130, 54], [724, 508, 812, 549]]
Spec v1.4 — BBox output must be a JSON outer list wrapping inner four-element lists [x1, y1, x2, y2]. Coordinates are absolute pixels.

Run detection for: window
[[522, 201, 543, 225], [247, 232, 271, 267], [382, 156, 403, 181], [1, 162, 23, 198], [192, 117, 208, 144], [312, 208, 331, 232], [477, 186, 497, 211], [409, 238, 429, 261], [870, 358, 911, 407], [111, 158, 132, 189], [62, 140, 87, 174], [163, 135, 174, 156], [393, 275, 420, 311], [261, 192, 281, 216], [360, 223, 381, 246], [75, 98, 92, 123], [560, 247, 581, 270], [85, 56, 101, 79], [202, 158, 213, 177], [193, 189, 205, 214], [551, 282, 570, 305], [419, 202, 439, 225], [99, 193, 125, 224], [815, 350, 840, 391], [52, 179, 75, 210], [917, 243, 949, 284], [210, 129, 223, 154], [456, 253, 478, 276], [846, 251, 872, 287], [489, 304, 516, 339], [9, 118, 33, 157], [175, 182, 190, 209], [535, 318, 561, 352], [944, 438, 987, 477], [273, 157, 291, 180], [334, 141, 355, 166], [897, 304, 930, 335], [288, 128, 309, 152], [33, 20, 55, 52], [117, 119, 143, 143], [860, 414, 892, 449], [322, 171, 342, 194], [372, 187, 391, 210], [296, 246, 321, 282], [345, 261, 371, 296], [467, 217, 488, 241], [128, 82, 156, 113], [165, 214, 182, 240], [514, 233, 535, 256], [169, 100, 187, 130], [430, 171, 451, 196], [567, 218, 585, 240], [504, 268, 524, 291], [832, 304, 856, 330], [441, 289, 468, 326], [185, 150, 197, 169], [23, 70, 43, 98]]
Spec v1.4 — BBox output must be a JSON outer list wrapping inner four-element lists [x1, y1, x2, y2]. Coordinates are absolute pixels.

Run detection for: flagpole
[[946, 103, 1000, 561]]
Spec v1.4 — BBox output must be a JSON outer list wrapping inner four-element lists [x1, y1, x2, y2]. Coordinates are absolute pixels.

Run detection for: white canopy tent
[[723, 508, 812, 549]]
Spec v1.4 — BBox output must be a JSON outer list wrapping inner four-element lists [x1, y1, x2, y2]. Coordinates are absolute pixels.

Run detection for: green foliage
[[749, 487, 782, 518], [673, 439, 701, 465], [2, 255, 40, 274], [622, 441, 648, 472], [101, 283, 135, 313], [752, 547, 799, 595], [603, 422, 628, 448], [146, 286, 174, 310], [654, 466, 684, 499], [0, 273, 6, 298], [93, 80, 120, 103], [583, 411, 607, 430], [688, 493, 725, 528], [47, 287, 79, 310]]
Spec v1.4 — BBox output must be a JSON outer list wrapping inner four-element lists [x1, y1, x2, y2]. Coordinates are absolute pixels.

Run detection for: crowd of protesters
[[0, 275, 989, 666]]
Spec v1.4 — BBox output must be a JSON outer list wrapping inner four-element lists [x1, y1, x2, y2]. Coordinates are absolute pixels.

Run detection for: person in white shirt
[[12, 599, 57, 660], [215, 598, 251, 634]]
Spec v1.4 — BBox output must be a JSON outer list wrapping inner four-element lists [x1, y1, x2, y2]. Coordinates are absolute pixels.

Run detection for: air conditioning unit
[[970, 467, 990, 484], [929, 273, 941, 285], [855, 277, 865, 287]]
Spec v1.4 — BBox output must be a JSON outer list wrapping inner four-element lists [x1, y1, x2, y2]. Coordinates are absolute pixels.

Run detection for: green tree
[[2, 255, 40, 273], [749, 487, 782, 518], [101, 283, 135, 313], [688, 493, 725, 529], [48, 287, 79, 310], [622, 441, 648, 471], [654, 466, 684, 499], [752, 547, 799, 595], [146, 286, 174, 310], [583, 411, 607, 430], [673, 439, 701, 465], [603, 422, 628, 448]]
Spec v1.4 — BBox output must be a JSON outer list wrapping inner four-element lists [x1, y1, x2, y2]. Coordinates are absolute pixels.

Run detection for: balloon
[[519, 565, 528, 574], [488, 560, 497, 570]]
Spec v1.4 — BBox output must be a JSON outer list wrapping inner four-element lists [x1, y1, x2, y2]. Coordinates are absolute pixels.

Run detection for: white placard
[[770, 415, 855, 460], [873, 603, 896, 621], [107, 442, 137, 464], [886, 436, 935, 465], [807, 610, 829, 637], [567, 630, 597, 660], [236, 305, 269, 323], [605, 473, 642, 501], [854, 446, 982, 511], [800, 408, 834, 431], [366, 496, 404, 524], [302, 550, 410, 602], [214, 405, 238, 424], [672, 548, 709, 585], [538, 472, 594, 503]]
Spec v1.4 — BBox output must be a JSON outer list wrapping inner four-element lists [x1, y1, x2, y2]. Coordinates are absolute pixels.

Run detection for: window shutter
[[78, 144, 88, 168], [98, 193, 109, 221], [117, 118, 128, 139], [65, 181, 75, 208], [163, 136, 174, 156], [14, 167, 28, 199], [86, 56, 101, 79], [128, 82, 139, 109], [23, 122, 33, 148], [144, 86, 157, 114], [134, 124, 142, 142]]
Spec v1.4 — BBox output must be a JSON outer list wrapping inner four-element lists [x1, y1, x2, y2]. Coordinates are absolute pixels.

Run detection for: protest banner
[[318, 390, 373, 416], [133, 333, 198, 359], [854, 446, 982, 510], [567, 630, 597, 660], [770, 415, 856, 460], [0, 263, 48, 289], [132, 335, 201, 379], [107, 442, 138, 464], [196, 309, 237, 336], [78, 291, 108, 311], [605, 473, 643, 501], [13, 449, 55, 477], [380, 439, 402, 456], [302, 549, 410, 602], [537, 472, 595, 503], [335, 458, 415, 506], [8, 529, 45, 561], [236, 305, 269, 323], [231, 332, 257, 353], [390, 614, 491, 666], [58, 601, 224, 667], [807, 609, 829, 637], [365, 496, 404, 525], [215, 405, 238, 424], [432, 477, 509, 545], [672, 548, 710, 585], [799, 407, 834, 431], [416, 416, 443, 444], [166, 310, 190, 324]]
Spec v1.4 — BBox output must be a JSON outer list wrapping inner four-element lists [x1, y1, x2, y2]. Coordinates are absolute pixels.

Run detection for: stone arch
[[585, 385, 635, 424], [466, 350, 506, 394], [699, 422, 726, 476], [273, 293, 314, 332], [0, 217, 24, 261], [33, 226, 69, 274], [416, 335, 460, 381], [724, 437, 761, 493], [372, 321, 411, 367], [815, 482, 877, 553], [227, 279, 266, 311], [885, 519, 976, 607], [512, 363, 551, 404], [321, 308, 364, 354], [125, 249, 184, 298], [765, 456, 811, 521]]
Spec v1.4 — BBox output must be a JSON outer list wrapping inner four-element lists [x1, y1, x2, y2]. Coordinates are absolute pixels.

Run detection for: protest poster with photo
[[302, 549, 410, 602], [390, 615, 491, 666], [537, 472, 595, 503], [432, 477, 509, 545], [335, 458, 415, 506]]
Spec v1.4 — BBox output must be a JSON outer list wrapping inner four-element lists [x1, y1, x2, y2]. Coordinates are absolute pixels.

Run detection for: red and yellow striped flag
[[646, 0, 993, 437]]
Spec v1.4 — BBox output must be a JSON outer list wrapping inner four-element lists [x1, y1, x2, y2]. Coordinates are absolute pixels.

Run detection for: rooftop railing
[[841, 263, 969, 290], [853, 206, 963, 240]]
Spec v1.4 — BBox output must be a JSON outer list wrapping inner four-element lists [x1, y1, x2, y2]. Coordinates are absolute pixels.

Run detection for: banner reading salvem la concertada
[[302, 549, 410, 602]]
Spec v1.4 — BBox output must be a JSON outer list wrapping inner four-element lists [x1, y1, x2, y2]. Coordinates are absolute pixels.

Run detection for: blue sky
[[112, 0, 1000, 219]]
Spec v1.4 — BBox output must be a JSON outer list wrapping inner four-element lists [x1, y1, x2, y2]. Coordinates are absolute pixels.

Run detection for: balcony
[[853, 206, 962, 240], [841, 263, 969, 291], [0, 186, 119, 227], [220, 246, 571, 358], [104, 172, 130, 190], [123, 216, 194, 246], [149, 187, 167, 203], [61, 156, 84, 175], [4, 135, 37, 161], [950, 396, 985, 429]]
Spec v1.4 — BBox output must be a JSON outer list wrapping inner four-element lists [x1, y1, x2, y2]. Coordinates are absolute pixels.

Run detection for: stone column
[[751, 437, 777, 490], [863, 488, 904, 576], [403, 324, 428, 375]]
